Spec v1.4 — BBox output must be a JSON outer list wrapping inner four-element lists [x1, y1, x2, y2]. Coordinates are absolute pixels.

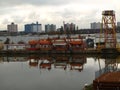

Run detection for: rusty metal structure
[[93, 72, 120, 90], [97, 10, 118, 53], [102, 10, 117, 48]]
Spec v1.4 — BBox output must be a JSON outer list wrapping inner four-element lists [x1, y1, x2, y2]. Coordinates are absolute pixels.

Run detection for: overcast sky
[[0, 0, 119, 31]]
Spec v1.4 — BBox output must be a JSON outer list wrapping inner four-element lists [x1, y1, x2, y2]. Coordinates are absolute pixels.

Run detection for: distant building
[[64, 23, 75, 32], [25, 22, 42, 33], [117, 22, 120, 27], [7, 22, 18, 32], [91, 22, 101, 29], [45, 24, 56, 33], [25, 24, 32, 33]]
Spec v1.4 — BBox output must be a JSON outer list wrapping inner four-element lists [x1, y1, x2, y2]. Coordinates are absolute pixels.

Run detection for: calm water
[[0, 54, 120, 90], [0, 33, 120, 44]]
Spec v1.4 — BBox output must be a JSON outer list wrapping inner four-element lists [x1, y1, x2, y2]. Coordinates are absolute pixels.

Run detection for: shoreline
[[0, 49, 119, 55]]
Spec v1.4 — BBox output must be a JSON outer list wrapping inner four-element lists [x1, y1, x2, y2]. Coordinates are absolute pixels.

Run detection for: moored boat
[[68, 35, 85, 52], [38, 38, 53, 51], [26, 36, 86, 53], [52, 38, 68, 51], [26, 40, 39, 50]]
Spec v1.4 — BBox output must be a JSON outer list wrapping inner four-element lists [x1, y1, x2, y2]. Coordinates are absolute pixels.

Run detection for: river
[[0, 35, 120, 90], [1, 33, 120, 44], [0, 54, 120, 90]]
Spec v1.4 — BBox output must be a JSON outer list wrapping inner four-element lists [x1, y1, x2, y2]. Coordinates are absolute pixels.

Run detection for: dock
[[0, 44, 120, 55], [0, 48, 119, 55], [0, 49, 100, 55], [93, 72, 120, 90]]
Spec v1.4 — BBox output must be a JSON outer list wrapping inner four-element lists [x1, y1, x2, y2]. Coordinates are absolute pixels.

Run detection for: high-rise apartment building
[[25, 22, 42, 33], [7, 22, 18, 32], [45, 24, 56, 33], [117, 22, 120, 27], [91, 22, 101, 29], [64, 23, 75, 31]]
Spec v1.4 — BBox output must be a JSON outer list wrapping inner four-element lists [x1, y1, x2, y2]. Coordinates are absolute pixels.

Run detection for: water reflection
[[1, 54, 120, 73], [0, 54, 120, 72], [2, 56, 26, 62], [0, 54, 120, 90], [95, 54, 120, 78], [69, 55, 86, 71], [29, 59, 39, 68], [27, 55, 86, 72]]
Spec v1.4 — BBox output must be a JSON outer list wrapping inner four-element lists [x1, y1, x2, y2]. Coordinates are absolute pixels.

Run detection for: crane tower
[[102, 10, 116, 48]]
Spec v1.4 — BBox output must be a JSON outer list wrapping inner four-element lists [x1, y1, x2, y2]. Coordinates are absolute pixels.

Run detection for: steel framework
[[102, 10, 116, 48]]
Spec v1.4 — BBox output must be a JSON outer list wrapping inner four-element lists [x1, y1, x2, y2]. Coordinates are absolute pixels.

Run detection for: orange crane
[[98, 10, 118, 53]]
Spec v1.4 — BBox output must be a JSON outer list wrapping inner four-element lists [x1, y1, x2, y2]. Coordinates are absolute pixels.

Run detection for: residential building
[[25, 22, 42, 33], [45, 24, 56, 33], [64, 23, 76, 32], [91, 22, 101, 29], [7, 22, 18, 32], [117, 22, 120, 27]]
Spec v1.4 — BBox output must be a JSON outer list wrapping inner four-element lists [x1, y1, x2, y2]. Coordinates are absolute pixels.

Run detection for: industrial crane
[[98, 10, 118, 54]]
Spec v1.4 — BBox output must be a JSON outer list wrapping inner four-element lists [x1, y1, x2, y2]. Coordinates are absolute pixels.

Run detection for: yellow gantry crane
[[98, 10, 118, 53]]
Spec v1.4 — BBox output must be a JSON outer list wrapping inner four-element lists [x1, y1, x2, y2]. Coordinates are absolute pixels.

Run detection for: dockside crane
[[98, 10, 118, 53]]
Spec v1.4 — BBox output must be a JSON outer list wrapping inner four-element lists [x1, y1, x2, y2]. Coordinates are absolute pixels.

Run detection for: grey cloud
[[0, 7, 16, 15], [11, 16, 26, 23], [0, 0, 118, 30], [2, 19, 9, 24], [1, 15, 26, 25], [28, 12, 40, 20], [0, 0, 74, 7]]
